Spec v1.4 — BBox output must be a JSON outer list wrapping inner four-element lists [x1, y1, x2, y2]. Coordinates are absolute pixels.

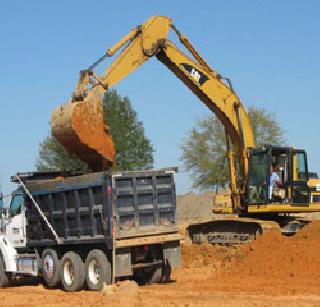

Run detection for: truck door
[[6, 193, 26, 247], [290, 150, 310, 204]]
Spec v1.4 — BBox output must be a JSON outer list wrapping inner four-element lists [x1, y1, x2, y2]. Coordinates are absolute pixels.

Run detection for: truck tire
[[60, 252, 85, 292], [85, 250, 111, 291], [144, 262, 171, 284], [0, 255, 9, 287], [42, 249, 60, 288], [134, 245, 170, 285], [134, 259, 172, 284], [134, 265, 162, 285], [148, 266, 163, 283]]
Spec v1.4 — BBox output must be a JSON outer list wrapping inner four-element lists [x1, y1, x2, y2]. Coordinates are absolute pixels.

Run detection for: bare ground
[[1, 193, 320, 306]]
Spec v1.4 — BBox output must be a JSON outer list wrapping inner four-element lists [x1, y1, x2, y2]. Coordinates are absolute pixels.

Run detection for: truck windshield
[[10, 194, 24, 216], [248, 153, 268, 204]]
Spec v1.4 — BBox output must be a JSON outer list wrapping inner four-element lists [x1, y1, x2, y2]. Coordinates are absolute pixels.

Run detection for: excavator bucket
[[51, 89, 115, 171]]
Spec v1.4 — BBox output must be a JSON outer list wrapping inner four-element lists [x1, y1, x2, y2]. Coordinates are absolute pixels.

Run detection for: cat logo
[[190, 68, 201, 83], [180, 63, 209, 85]]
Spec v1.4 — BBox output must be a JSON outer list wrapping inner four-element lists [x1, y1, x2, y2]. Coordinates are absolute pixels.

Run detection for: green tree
[[36, 136, 90, 172], [181, 106, 285, 190], [104, 90, 154, 171], [36, 89, 154, 172]]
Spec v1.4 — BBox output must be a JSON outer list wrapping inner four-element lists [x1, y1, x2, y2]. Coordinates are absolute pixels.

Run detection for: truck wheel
[[134, 266, 162, 285], [60, 252, 85, 292], [148, 261, 172, 284], [149, 266, 163, 283], [0, 255, 9, 287], [135, 261, 172, 284], [85, 250, 111, 291], [134, 246, 168, 285], [42, 249, 60, 288]]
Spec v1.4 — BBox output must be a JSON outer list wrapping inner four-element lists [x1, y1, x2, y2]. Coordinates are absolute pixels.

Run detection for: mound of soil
[[140, 222, 320, 305], [176, 191, 215, 221], [173, 243, 241, 282], [185, 221, 320, 296]]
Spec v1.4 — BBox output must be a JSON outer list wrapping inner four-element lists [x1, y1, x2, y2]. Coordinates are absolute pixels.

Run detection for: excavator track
[[51, 89, 115, 171], [187, 215, 310, 245], [187, 218, 267, 245]]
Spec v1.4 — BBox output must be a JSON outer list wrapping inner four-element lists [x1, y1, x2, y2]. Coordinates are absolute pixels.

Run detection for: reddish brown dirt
[[208, 221, 320, 295], [51, 89, 115, 170], [173, 221, 320, 296], [1, 222, 320, 306]]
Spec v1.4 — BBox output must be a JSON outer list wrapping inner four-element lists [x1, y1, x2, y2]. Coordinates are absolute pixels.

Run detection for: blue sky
[[0, 0, 319, 196]]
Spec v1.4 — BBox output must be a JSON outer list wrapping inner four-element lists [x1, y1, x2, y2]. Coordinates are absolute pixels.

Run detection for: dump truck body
[[26, 170, 178, 243]]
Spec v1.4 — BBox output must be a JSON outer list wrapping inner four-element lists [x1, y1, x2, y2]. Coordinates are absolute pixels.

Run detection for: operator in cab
[[269, 163, 282, 200]]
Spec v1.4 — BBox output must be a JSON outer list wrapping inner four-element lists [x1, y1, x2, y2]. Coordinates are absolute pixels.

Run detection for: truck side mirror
[[0, 193, 4, 216], [0, 193, 3, 208]]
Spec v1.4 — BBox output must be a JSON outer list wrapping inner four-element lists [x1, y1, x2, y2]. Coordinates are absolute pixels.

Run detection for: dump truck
[[0, 169, 180, 291]]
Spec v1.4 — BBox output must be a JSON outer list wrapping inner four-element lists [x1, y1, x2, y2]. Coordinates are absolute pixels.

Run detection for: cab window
[[10, 194, 24, 216], [248, 153, 268, 204], [293, 152, 308, 181]]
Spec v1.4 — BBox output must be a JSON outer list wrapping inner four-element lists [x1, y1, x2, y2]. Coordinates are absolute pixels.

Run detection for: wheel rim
[[88, 259, 100, 285], [63, 259, 75, 286], [43, 254, 54, 279]]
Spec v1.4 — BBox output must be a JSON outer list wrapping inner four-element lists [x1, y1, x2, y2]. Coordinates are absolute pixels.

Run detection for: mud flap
[[163, 241, 180, 268]]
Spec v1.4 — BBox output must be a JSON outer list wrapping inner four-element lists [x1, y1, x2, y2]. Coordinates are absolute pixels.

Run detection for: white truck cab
[[0, 188, 38, 287], [5, 190, 26, 248]]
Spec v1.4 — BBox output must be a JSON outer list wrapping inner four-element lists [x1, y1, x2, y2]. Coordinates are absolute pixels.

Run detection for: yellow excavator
[[52, 16, 320, 240]]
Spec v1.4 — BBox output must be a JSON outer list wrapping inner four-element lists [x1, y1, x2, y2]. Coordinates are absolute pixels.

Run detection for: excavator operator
[[269, 163, 282, 200]]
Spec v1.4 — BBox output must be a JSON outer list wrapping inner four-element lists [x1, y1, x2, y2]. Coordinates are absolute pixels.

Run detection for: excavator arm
[[52, 16, 255, 210]]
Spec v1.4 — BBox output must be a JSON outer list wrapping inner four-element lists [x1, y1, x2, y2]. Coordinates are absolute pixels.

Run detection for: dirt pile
[[176, 191, 215, 221], [205, 221, 320, 295], [173, 244, 241, 282], [140, 222, 320, 305]]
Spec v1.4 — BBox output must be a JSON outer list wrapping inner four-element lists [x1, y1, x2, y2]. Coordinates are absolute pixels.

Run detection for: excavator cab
[[247, 145, 317, 212]]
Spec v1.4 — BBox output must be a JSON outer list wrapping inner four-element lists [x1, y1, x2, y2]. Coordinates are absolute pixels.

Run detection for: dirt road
[[1, 221, 320, 306]]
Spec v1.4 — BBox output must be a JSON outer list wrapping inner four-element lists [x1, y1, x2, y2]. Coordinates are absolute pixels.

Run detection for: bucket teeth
[[51, 89, 115, 171]]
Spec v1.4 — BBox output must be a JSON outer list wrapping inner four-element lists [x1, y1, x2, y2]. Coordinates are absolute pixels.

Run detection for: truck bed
[[25, 170, 177, 247]]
